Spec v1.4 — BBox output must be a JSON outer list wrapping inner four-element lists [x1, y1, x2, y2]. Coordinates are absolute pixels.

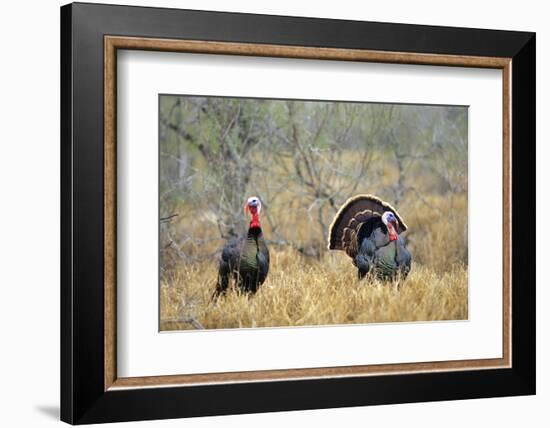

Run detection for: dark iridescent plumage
[[215, 198, 270, 295]]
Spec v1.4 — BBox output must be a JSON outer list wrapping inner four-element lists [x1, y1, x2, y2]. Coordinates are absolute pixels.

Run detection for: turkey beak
[[393, 219, 399, 231]]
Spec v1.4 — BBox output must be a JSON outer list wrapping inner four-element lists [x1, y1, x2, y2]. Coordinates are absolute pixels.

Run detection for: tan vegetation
[[161, 248, 467, 331]]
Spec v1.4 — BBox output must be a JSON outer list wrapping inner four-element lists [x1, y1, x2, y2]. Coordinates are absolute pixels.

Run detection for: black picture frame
[[61, 2, 535, 424]]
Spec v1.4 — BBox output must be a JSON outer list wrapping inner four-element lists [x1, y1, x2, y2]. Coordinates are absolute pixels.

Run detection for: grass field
[[160, 246, 467, 331], [160, 192, 468, 331]]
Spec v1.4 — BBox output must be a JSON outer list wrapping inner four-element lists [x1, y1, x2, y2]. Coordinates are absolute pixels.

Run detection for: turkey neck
[[247, 225, 262, 237], [247, 214, 265, 254], [247, 218, 263, 241], [248, 212, 261, 237]]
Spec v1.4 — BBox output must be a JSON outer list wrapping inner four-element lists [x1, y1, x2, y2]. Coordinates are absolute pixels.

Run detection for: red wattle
[[250, 212, 261, 229], [388, 224, 398, 241]]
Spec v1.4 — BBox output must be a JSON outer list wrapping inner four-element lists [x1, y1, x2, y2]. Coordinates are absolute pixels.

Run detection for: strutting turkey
[[328, 194, 412, 280], [214, 196, 270, 296]]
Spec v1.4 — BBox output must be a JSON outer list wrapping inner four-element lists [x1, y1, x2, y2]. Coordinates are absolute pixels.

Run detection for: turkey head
[[244, 196, 262, 229], [381, 211, 399, 241]]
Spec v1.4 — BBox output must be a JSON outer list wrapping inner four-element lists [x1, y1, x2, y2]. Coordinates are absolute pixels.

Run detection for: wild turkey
[[328, 194, 412, 280], [215, 196, 270, 295]]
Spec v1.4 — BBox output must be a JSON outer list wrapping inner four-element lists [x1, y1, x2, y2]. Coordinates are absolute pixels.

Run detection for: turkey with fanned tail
[[328, 194, 412, 281]]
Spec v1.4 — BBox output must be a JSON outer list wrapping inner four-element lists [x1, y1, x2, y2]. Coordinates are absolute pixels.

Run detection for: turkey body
[[216, 227, 270, 294], [328, 194, 412, 281], [354, 218, 411, 280]]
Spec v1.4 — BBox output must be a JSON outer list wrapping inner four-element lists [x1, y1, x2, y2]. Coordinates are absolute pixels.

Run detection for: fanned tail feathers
[[327, 194, 407, 259]]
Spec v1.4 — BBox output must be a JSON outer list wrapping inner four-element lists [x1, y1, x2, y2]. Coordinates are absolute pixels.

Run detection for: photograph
[[159, 95, 469, 331]]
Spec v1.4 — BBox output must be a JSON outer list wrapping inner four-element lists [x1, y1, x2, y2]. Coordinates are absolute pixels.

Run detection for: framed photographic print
[[60, 2, 535, 424]]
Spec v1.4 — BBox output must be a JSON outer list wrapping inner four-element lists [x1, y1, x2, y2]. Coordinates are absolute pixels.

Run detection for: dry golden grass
[[160, 245, 468, 331]]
